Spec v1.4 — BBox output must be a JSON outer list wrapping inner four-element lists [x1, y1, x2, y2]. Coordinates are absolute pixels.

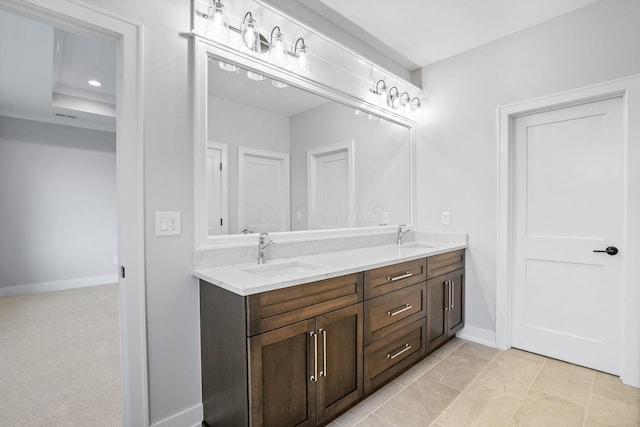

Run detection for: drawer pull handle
[[387, 272, 412, 282], [320, 329, 327, 378], [387, 343, 412, 360], [309, 331, 318, 382], [387, 304, 412, 316]]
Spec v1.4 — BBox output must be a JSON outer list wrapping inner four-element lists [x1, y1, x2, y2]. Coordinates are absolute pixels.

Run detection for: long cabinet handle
[[450, 280, 454, 310], [444, 280, 450, 311], [309, 331, 318, 382], [387, 304, 412, 316], [387, 272, 412, 282], [387, 343, 412, 360], [320, 329, 327, 378]]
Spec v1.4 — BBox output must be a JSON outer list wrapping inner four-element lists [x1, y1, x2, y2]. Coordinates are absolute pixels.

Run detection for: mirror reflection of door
[[206, 142, 228, 235], [238, 146, 290, 233], [308, 141, 355, 229]]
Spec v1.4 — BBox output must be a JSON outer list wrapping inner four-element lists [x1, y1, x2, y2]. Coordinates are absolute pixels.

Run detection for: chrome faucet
[[397, 224, 410, 246], [257, 232, 276, 264]]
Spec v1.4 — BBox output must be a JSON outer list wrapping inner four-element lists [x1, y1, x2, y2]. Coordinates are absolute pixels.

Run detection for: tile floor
[[0, 285, 121, 426], [330, 338, 640, 427]]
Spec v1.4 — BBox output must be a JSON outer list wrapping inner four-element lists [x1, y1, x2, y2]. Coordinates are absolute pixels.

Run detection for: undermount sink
[[241, 261, 325, 278], [400, 243, 435, 249]]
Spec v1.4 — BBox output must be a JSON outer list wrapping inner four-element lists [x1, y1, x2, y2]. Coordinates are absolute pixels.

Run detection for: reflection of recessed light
[[88, 80, 102, 87]]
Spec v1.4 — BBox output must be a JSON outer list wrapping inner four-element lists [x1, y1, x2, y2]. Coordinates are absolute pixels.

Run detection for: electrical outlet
[[381, 211, 390, 224], [441, 211, 450, 225], [155, 212, 181, 236]]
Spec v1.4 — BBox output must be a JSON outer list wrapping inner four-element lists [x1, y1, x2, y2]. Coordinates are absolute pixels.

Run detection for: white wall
[[208, 96, 290, 234], [416, 0, 640, 337], [290, 102, 411, 230], [0, 116, 116, 294]]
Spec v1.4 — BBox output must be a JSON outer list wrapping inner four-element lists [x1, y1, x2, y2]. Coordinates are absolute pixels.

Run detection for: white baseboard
[[151, 403, 203, 427], [0, 274, 118, 297], [456, 324, 497, 348]]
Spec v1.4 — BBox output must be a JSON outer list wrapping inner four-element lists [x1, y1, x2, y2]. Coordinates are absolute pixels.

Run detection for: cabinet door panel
[[248, 319, 316, 427], [317, 304, 363, 424], [426, 277, 448, 352], [447, 269, 465, 334]]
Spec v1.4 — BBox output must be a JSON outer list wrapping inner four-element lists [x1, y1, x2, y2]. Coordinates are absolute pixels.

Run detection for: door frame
[[0, 0, 149, 424], [206, 141, 228, 235], [497, 75, 640, 387], [307, 141, 355, 230], [238, 146, 290, 233]]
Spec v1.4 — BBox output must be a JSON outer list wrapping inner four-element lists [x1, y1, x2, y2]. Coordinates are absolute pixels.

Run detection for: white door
[[206, 142, 228, 235], [308, 142, 354, 229], [238, 147, 290, 233], [511, 96, 623, 374]]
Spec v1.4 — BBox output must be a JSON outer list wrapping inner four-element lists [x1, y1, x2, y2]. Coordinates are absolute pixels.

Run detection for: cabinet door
[[248, 318, 317, 427], [316, 304, 363, 424], [426, 276, 448, 352], [447, 269, 465, 336]]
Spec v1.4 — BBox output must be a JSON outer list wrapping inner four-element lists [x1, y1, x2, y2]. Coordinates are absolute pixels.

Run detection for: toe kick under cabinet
[[199, 249, 465, 427]]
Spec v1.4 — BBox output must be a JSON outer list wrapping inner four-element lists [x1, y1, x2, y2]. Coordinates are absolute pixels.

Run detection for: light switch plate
[[441, 211, 450, 225], [155, 212, 181, 236]]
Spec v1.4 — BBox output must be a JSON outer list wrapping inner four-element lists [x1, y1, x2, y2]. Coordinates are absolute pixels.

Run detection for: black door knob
[[593, 246, 618, 255]]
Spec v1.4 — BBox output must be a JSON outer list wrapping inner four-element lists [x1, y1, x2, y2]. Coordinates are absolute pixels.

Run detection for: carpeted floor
[[0, 284, 122, 426]]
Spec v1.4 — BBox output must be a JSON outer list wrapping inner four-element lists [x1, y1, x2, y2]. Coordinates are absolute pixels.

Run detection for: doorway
[[497, 76, 640, 387], [0, 1, 147, 424]]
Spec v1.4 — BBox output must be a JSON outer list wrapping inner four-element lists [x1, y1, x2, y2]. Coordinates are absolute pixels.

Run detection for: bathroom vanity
[[196, 244, 465, 427]]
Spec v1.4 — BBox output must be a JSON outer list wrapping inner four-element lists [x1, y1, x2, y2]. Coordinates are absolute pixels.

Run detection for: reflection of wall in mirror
[[290, 103, 410, 231], [208, 96, 290, 235]]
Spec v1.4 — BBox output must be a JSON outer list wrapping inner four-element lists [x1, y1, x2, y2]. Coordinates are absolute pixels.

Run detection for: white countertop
[[193, 242, 466, 296]]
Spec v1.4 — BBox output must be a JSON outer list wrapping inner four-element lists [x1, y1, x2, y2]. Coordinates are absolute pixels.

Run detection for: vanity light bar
[[370, 78, 421, 116], [201, 1, 310, 74]]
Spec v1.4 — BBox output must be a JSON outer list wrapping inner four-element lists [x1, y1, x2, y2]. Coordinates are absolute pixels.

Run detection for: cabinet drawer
[[427, 250, 465, 279], [364, 283, 426, 345], [364, 318, 426, 393], [364, 258, 426, 299], [247, 273, 363, 336]]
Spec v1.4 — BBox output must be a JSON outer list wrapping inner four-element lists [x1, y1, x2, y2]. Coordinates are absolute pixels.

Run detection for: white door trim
[[206, 141, 228, 235], [0, 0, 149, 424], [497, 75, 640, 387], [307, 140, 355, 229]]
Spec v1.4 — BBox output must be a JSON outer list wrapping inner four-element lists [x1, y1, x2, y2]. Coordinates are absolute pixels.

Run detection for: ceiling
[[0, 9, 116, 132], [296, 0, 601, 69]]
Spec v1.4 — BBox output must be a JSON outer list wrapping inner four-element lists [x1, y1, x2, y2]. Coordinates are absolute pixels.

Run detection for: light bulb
[[294, 39, 311, 74], [204, 1, 229, 42], [272, 80, 288, 89], [241, 13, 260, 53], [246, 70, 265, 81], [268, 28, 289, 68]]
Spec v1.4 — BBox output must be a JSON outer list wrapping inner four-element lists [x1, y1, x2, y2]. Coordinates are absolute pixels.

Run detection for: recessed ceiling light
[[88, 79, 102, 87]]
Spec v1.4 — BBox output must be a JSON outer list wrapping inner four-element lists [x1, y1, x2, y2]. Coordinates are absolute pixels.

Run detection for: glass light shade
[[218, 61, 238, 72], [268, 29, 289, 68], [241, 15, 260, 53], [378, 86, 388, 107], [354, 109, 366, 116], [272, 80, 288, 89], [294, 43, 311, 74], [246, 70, 266, 81], [204, 1, 229, 42]]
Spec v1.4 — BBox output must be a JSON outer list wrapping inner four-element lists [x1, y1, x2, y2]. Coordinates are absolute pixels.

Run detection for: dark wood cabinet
[[426, 268, 465, 353], [200, 249, 464, 426], [316, 304, 363, 424], [247, 304, 363, 427]]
